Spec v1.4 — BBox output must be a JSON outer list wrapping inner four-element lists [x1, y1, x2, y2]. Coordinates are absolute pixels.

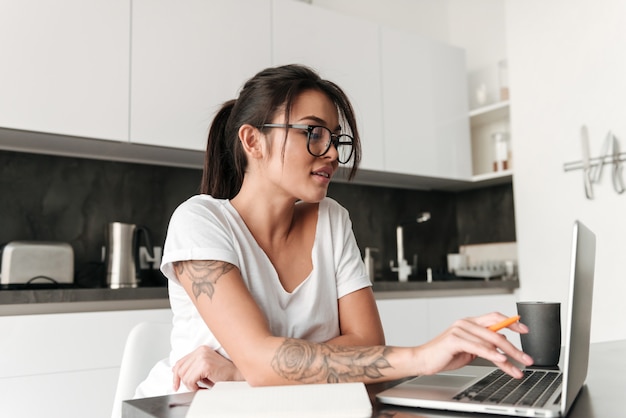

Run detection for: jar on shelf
[[498, 59, 509, 101], [492, 132, 510, 172], [475, 83, 488, 106]]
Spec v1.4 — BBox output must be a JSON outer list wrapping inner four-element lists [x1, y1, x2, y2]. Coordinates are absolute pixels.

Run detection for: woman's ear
[[238, 124, 265, 159]]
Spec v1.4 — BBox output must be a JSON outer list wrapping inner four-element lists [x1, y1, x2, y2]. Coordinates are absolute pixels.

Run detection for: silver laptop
[[377, 220, 596, 417]]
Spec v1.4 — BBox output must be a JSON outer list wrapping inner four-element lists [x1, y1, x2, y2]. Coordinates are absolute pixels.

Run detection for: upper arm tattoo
[[174, 260, 234, 300], [271, 338, 392, 383]]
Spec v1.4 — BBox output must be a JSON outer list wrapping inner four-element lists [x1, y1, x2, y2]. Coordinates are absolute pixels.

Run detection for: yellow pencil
[[488, 315, 521, 332]]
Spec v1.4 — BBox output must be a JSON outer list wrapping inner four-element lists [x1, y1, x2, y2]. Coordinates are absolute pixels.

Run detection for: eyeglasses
[[260, 124, 354, 164]]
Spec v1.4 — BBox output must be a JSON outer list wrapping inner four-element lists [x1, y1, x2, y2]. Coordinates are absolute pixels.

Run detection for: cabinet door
[[376, 293, 518, 348], [130, 0, 272, 150], [381, 26, 471, 180], [272, 0, 384, 172], [427, 294, 520, 346], [376, 298, 430, 346], [0, 309, 172, 418], [0, 0, 129, 141]]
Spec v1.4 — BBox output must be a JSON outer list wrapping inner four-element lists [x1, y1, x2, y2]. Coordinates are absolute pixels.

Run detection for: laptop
[[377, 220, 596, 417]]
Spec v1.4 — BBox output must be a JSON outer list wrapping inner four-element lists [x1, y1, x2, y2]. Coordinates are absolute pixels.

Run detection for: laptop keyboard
[[453, 369, 562, 407]]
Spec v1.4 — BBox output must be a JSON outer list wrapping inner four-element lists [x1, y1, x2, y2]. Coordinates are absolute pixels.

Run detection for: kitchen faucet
[[390, 212, 431, 281]]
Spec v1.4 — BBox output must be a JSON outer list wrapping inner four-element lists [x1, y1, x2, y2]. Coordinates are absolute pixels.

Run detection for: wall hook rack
[[563, 126, 625, 199]]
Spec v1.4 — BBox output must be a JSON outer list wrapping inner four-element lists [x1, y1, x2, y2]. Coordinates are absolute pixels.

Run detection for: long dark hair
[[201, 64, 361, 198]]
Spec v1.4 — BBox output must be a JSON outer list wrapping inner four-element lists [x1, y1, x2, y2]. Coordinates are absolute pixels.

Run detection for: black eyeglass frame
[[260, 123, 355, 164]]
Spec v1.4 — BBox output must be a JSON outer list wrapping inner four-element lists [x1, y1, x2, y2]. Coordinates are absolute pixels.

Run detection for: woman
[[136, 64, 532, 397]]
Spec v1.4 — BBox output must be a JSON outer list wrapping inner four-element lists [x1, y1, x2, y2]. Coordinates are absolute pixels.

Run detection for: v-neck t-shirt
[[135, 195, 371, 397]]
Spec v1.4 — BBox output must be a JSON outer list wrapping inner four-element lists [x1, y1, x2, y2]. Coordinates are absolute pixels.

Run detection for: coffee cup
[[516, 301, 562, 367]]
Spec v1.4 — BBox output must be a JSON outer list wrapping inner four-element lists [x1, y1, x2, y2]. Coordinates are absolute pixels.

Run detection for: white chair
[[111, 321, 172, 418]]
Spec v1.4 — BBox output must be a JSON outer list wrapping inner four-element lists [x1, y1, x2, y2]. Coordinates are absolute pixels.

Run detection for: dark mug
[[516, 302, 561, 367]]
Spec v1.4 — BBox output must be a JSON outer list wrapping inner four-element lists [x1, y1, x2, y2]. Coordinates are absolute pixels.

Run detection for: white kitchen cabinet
[[130, 0, 272, 150], [376, 293, 518, 347], [0, 308, 172, 418], [0, 0, 477, 190], [376, 297, 430, 346], [426, 293, 520, 347], [272, 0, 385, 171], [380, 26, 472, 180], [0, 0, 130, 142]]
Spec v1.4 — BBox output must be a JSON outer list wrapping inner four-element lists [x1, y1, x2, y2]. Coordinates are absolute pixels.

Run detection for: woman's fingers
[[172, 373, 181, 391], [471, 317, 534, 369], [449, 321, 509, 364], [473, 316, 534, 375], [421, 314, 533, 379], [172, 351, 202, 391], [171, 346, 240, 391]]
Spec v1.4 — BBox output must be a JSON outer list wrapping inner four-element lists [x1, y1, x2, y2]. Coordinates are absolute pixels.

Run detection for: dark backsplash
[[328, 182, 516, 281], [0, 150, 515, 285]]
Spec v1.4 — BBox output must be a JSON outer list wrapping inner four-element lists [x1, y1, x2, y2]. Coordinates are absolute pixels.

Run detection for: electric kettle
[[105, 222, 154, 289]]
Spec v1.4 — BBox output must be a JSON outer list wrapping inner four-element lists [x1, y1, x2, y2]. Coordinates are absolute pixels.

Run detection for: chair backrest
[[111, 321, 172, 418]]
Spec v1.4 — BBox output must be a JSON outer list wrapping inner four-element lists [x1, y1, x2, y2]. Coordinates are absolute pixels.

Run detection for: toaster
[[0, 241, 74, 285]]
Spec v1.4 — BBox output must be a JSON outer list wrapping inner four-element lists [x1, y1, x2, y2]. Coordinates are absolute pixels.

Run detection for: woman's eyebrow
[[296, 115, 327, 125], [296, 115, 341, 131]]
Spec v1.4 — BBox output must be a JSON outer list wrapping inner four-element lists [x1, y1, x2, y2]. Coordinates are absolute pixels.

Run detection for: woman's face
[[263, 89, 341, 203]]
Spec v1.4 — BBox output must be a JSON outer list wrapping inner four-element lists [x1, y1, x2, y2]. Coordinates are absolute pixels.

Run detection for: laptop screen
[[561, 220, 596, 415]]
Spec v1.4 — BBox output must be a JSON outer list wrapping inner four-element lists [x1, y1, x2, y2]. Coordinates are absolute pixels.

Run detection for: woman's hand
[[172, 345, 244, 391], [414, 312, 534, 379]]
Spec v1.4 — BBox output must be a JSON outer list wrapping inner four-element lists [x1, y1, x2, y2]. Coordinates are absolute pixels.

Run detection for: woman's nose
[[324, 140, 339, 161]]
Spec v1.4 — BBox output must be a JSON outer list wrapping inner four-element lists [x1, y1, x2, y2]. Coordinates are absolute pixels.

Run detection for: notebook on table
[[376, 220, 596, 417], [186, 381, 372, 418]]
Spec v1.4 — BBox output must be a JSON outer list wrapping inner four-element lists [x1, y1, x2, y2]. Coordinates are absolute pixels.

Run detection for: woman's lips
[[311, 167, 333, 183]]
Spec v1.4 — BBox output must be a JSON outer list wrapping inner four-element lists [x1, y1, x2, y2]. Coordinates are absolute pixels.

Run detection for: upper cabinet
[[272, 0, 385, 172], [129, 0, 272, 150], [380, 26, 471, 180], [0, 0, 130, 141], [0, 0, 476, 189]]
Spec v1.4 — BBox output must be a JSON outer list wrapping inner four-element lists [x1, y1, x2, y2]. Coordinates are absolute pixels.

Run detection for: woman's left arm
[[171, 286, 383, 390], [326, 287, 385, 346]]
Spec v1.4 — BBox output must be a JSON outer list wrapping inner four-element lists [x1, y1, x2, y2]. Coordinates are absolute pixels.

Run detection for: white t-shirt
[[135, 195, 371, 397]]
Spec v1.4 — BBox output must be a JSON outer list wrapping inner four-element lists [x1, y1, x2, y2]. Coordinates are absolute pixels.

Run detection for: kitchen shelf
[[469, 100, 510, 125], [471, 169, 513, 185], [469, 100, 512, 178]]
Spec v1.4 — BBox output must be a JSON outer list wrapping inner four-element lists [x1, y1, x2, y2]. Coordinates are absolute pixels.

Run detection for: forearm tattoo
[[271, 338, 393, 383], [174, 260, 234, 300]]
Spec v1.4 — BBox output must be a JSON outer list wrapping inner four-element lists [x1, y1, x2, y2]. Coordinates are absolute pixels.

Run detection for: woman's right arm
[[173, 259, 532, 387]]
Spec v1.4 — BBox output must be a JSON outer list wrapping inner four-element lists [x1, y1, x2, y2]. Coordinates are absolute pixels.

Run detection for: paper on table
[[185, 381, 372, 418]]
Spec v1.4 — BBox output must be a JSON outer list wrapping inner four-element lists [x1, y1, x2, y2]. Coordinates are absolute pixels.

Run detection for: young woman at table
[[135, 64, 532, 397]]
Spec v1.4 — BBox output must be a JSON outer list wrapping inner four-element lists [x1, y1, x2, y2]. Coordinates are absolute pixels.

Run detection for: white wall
[[507, 0, 626, 342]]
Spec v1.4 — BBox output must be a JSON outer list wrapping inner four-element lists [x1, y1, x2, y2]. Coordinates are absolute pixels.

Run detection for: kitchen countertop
[[0, 279, 518, 316], [372, 278, 518, 299], [0, 286, 170, 316]]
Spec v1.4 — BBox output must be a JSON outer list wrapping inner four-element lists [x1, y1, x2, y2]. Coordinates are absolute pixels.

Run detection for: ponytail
[[201, 100, 244, 198]]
